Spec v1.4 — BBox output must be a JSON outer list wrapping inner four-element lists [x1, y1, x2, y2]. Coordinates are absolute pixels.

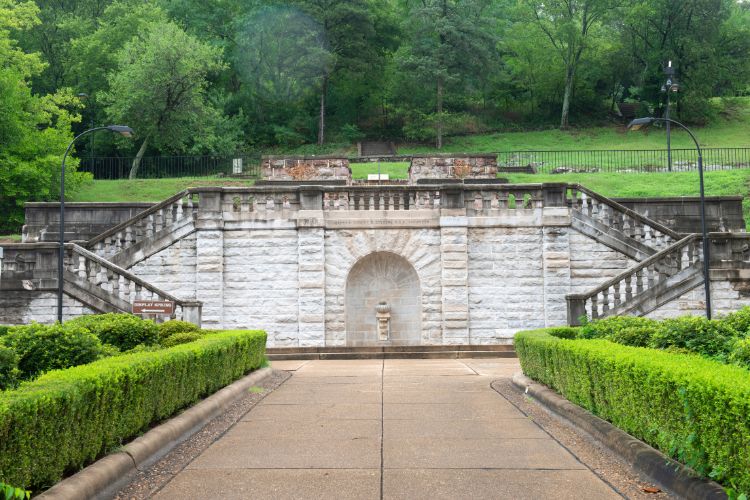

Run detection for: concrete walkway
[[154, 359, 620, 499]]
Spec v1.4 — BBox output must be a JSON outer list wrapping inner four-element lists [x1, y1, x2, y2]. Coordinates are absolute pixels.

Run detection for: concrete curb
[[510, 372, 727, 500], [37, 367, 274, 500]]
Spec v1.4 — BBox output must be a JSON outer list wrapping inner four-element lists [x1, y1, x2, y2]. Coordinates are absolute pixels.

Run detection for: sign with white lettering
[[132, 300, 174, 315]]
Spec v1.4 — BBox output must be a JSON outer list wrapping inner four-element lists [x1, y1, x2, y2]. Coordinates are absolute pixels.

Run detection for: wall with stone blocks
[[0, 292, 95, 324], [647, 280, 750, 320]]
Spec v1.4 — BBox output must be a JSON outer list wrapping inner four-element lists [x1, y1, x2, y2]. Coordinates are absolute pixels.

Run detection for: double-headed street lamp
[[58, 125, 134, 323], [661, 61, 680, 171], [628, 116, 711, 319]]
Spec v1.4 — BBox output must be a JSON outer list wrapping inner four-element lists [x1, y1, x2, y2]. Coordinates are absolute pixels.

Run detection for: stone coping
[[261, 155, 350, 160], [24, 202, 157, 208], [612, 195, 743, 202]]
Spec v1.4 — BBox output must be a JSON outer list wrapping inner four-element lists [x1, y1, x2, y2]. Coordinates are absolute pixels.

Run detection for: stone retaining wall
[[260, 156, 352, 183], [408, 154, 498, 184]]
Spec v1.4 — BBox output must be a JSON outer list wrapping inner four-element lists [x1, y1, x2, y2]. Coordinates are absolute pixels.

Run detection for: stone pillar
[[543, 227, 572, 326], [297, 224, 326, 346], [194, 189, 224, 328], [181, 301, 203, 327], [440, 215, 470, 344]]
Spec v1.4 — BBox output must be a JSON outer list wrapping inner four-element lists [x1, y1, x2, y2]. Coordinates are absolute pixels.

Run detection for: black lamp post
[[628, 116, 711, 319], [58, 125, 134, 323], [660, 61, 680, 172]]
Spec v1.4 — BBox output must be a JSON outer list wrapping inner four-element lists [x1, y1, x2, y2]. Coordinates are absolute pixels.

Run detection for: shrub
[[0, 323, 105, 380], [0, 326, 10, 337], [729, 337, 750, 369], [721, 307, 750, 335], [0, 346, 20, 391], [649, 316, 739, 359], [66, 313, 159, 351], [515, 329, 750, 493], [0, 330, 267, 491], [607, 326, 656, 347], [158, 320, 199, 341], [545, 326, 579, 339], [578, 316, 659, 340], [161, 330, 203, 348]]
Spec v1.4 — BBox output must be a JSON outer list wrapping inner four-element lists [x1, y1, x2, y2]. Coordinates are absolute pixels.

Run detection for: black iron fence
[[496, 147, 750, 174], [79, 154, 262, 179], [78, 148, 750, 179]]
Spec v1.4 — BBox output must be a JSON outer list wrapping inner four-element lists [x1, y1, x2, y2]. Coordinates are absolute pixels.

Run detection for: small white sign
[[232, 158, 243, 174], [368, 174, 389, 180]]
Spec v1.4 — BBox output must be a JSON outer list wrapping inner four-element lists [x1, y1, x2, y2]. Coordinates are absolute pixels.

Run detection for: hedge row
[[0, 329, 266, 491], [515, 329, 750, 494]]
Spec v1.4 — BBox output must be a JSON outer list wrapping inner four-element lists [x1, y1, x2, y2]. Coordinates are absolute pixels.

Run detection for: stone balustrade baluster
[[176, 198, 184, 219], [625, 275, 633, 301], [613, 281, 621, 307], [601, 288, 610, 314], [134, 283, 143, 301], [590, 295, 599, 319], [647, 265, 656, 289], [369, 192, 376, 210], [635, 269, 644, 294], [145, 214, 154, 239]]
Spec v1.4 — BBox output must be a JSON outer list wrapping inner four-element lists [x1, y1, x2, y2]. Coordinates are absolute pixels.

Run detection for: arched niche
[[345, 251, 422, 346]]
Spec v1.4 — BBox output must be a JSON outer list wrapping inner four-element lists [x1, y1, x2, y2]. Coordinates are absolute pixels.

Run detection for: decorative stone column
[[194, 189, 224, 328], [440, 211, 470, 344], [542, 227, 572, 326], [297, 217, 326, 347]]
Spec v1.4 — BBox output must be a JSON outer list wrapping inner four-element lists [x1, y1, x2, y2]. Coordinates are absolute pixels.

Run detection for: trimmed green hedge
[[515, 329, 750, 493], [0, 329, 266, 491]]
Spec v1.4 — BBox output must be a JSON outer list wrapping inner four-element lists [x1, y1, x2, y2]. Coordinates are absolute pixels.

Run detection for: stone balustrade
[[567, 185, 680, 252], [185, 183, 569, 216], [567, 234, 703, 323], [86, 191, 198, 259]]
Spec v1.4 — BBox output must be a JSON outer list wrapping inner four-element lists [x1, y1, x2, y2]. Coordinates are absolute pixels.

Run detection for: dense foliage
[[65, 313, 159, 351], [0, 323, 106, 381], [576, 311, 750, 368], [5, 0, 749, 157], [0, 329, 266, 491], [515, 329, 750, 494]]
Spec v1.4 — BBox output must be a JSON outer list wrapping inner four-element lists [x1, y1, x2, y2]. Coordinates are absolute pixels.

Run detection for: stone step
[[266, 344, 514, 354], [266, 346, 517, 360]]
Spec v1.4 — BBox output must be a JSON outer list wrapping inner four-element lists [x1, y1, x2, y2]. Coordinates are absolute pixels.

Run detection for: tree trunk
[[436, 76, 444, 149], [317, 75, 327, 146], [129, 136, 149, 180], [560, 66, 574, 129]]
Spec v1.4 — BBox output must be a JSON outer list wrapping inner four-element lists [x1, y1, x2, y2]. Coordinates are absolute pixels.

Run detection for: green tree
[[102, 21, 240, 179], [397, 0, 497, 148], [523, 0, 624, 128], [0, 0, 86, 233]]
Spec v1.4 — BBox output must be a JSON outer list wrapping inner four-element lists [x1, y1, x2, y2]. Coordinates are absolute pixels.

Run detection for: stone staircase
[[62, 242, 202, 323], [565, 189, 706, 324]]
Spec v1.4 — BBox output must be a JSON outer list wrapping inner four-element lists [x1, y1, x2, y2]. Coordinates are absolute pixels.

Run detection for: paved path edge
[[37, 366, 274, 500], [511, 372, 727, 500]]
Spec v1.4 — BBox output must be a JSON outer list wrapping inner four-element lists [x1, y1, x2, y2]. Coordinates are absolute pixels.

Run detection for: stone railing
[[567, 234, 702, 323], [567, 184, 680, 251], [181, 183, 570, 216], [85, 190, 198, 259], [65, 243, 201, 323]]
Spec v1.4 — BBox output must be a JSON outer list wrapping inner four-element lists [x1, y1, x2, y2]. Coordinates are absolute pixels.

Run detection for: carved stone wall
[[261, 156, 352, 183], [408, 155, 498, 183]]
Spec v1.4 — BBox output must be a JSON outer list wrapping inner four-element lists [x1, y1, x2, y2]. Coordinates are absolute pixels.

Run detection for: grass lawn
[[350, 162, 409, 179], [70, 177, 257, 203], [0, 234, 22, 243]]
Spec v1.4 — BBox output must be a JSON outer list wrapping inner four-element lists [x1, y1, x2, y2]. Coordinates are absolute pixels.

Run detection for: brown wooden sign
[[132, 300, 175, 315]]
